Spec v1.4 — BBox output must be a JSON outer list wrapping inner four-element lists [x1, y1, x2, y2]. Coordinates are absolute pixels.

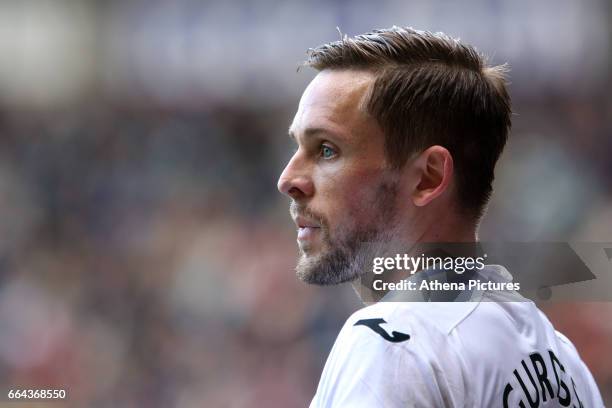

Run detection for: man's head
[[278, 27, 511, 285]]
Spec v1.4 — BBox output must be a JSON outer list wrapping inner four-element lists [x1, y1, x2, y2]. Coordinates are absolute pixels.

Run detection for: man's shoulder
[[338, 298, 545, 359], [343, 300, 481, 343], [328, 299, 490, 375], [321, 300, 603, 406], [336, 297, 592, 375], [318, 301, 477, 407]]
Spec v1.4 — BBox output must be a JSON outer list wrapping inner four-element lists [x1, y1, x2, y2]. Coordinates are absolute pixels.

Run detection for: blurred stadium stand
[[0, 0, 610, 406]]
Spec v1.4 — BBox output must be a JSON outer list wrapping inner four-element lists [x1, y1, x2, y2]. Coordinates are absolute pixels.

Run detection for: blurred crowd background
[[0, 0, 611, 407]]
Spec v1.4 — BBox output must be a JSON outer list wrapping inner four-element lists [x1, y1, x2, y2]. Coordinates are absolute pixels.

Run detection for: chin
[[295, 248, 361, 286], [297, 233, 325, 253]]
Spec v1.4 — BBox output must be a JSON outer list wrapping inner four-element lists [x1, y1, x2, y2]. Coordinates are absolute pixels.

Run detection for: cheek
[[318, 170, 390, 225], [348, 185, 388, 222]]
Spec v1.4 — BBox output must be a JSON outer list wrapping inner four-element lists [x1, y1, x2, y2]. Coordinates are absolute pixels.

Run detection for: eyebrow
[[287, 127, 343, 142]]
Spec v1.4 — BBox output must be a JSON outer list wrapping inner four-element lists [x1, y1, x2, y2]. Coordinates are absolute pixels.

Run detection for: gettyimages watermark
[[353, 242, 612, 302], [372, 253, 487, 275]]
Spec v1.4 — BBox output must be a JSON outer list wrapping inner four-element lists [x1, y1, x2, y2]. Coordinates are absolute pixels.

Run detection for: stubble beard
[[293, 178, 400, 286]]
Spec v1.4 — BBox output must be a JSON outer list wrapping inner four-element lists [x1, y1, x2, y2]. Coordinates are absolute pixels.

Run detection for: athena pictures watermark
[[372, 275, 520, 292]]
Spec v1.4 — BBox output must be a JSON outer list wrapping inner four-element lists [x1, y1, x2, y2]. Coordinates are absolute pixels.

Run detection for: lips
[[297, 226, 320, 241], [293, 216, 321, 242], [294, 216, 320, 229]]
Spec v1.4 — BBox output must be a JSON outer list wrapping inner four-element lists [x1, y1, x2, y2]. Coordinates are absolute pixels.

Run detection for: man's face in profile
[[278, 70, 403, 285]]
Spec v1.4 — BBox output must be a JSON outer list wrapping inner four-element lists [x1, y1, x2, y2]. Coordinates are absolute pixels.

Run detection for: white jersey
[[310, 266, 603, 407]]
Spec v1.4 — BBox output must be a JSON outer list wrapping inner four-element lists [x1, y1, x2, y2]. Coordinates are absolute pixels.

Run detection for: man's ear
[[411, 145, 454, 207]]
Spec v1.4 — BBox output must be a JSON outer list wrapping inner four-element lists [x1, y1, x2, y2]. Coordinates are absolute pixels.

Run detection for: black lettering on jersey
[[530, 353, 554, 402], [514, 361, 540, 407], [549, 350, 571, 406], [354, 318, 410, 343], [502, 350, 583, 407], [503, 384, 514, 408]]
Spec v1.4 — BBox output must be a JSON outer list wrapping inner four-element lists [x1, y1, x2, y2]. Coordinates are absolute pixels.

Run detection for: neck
[[418, 207, 479, 243], [351, 213, 479, 304]]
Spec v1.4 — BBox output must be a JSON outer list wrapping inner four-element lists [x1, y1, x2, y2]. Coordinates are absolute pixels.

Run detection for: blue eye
[[321, 144, 336, 159]]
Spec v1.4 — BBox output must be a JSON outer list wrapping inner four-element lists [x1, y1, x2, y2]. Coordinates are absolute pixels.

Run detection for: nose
[[277, 152, 314, 200]]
